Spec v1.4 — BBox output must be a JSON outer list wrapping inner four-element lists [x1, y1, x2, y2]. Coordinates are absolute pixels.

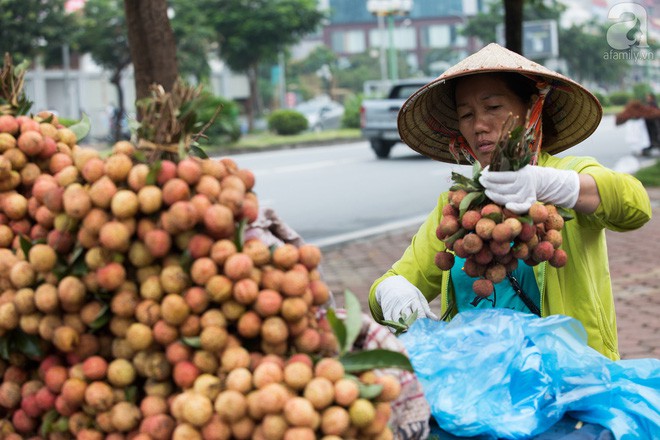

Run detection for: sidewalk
[[319, 187, 660, 360]]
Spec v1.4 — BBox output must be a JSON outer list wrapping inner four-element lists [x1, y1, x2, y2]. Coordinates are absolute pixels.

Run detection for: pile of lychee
[[0, 111, 401, 439], [435, 188, 568, 299]]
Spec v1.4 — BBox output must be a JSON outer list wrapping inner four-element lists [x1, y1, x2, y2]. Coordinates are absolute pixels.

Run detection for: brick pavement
[[319, 187, 660, 360]]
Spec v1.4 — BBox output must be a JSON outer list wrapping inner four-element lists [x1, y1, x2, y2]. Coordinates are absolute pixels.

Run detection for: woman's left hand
[[479, 165, 580, 213]]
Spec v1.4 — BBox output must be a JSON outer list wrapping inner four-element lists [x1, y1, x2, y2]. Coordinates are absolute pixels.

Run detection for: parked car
[[360, 78, 434, 158], [295, 96, 345, 131]]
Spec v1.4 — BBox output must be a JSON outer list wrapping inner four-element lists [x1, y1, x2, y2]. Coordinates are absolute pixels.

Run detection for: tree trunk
[[110, 71, 125, 143], [246, 65, 258, 132], [124, 0, 179, 103], [504, 0, 524, 55]]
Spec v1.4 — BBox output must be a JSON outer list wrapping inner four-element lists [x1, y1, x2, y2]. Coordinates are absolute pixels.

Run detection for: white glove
[[375, 275, 438, 324], [479, 165, 580, 214]]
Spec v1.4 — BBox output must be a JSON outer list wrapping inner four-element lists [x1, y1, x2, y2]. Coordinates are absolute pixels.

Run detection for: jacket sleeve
[[368, 193, 448, 323], [543, 154, 652, 232]]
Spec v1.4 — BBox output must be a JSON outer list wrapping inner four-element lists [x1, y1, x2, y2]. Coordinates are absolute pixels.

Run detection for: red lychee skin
[[532, 241, 555, 263], [462, 233, 483, 254], [528, 203, 549, 224], [485, 263, 506, 284], [438, 215, 460, 236], [473, 246, 494, 265], [453, 238, 469, 258], [475, 218, 496, 240], [434, 251, 455, 271], [549, 249, 568, 268], [463, 258, 485, 278], [518, 221, 536, 242], [442, 203, 458, 217], [461, 210, 482, 231], [472, 279, 494, 297]]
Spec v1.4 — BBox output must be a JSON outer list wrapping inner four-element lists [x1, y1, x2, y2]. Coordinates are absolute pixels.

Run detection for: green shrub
[[608, 91, 632, 106], [632, 83, 653, 101], [196, 91, 242, 146], [267, 109, 308, 135], [341, 94, 362, 129], [593, 91, 610, 107]]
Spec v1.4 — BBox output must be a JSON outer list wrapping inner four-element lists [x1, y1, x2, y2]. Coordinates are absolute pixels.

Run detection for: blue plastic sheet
[[399, 309, 660, 439]]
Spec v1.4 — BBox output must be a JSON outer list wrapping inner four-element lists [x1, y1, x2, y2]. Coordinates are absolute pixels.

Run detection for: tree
[[170, 0, 216, 83], [0, 0, 72, 65], [503, 0, 523, 53], [559, 22, 629, 85], [462, 0, 565, 52], [205, 0, 325, 131], [77, 0, 132, 142], [124, 0, 179, 101]]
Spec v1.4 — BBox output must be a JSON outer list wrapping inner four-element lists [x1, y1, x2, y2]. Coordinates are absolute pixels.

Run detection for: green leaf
[[19, 234, 32, 257], [178, 137, 187, 160], [472, 160, 483, 180], [326, 308, 347, 354], [189, 144, 209, 159], [443, 227, 467, 245], [358, 382, 384, 400], [342, 290, 363, 353], [0, 336, 9, 360], [68, 113, 92, 142], [146, 161, 162, 185], [340, 349, 413, 372], [133, 150, 147, 163], [89, 304, 111, 331], [556, 206, 574, 221], [381, 319, 408, 333], [125, 385, 138, 403], [40, 409, 59, 436], [459, 191, 485, 218], [234, 219, 248, 251], [180, 249, 193, 273], [51, 417, 69, 433], [14, 329, 43, 359], [182, 336, 201, 348]]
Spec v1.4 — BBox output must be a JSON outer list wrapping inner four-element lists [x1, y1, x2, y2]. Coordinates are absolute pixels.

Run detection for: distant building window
[[331, 30, 366, 53], [368, 27, 416, 50], [422, 25, 451, 48]]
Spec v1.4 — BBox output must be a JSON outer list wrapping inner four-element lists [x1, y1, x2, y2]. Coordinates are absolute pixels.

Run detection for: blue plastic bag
[[399, 309, 660, 439]]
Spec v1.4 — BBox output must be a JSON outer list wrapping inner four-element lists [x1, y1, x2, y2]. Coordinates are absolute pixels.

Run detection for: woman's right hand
[[375, 275, 438, 324]]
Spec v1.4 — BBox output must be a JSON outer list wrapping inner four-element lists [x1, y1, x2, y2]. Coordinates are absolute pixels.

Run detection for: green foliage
[[333, 52, 410, 95], [170, 0, 216, 83], [206, 0, 326, 72], [632, 83, 654, 101], [593, 91, 610, 107], [196, 91, 242, 145], [76, 0, 131, 78], [608, 90, 632, 106], [341, 94, 362, 129], [0, 0, 71, 65], [328, 290, 413, 372], [558, 22, 629, 84], [267, 109, 308, 135], [634, 160, 660, 187]]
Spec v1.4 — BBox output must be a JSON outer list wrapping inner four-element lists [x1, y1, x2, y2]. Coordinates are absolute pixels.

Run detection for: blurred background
[[1, 0, 658, 145]]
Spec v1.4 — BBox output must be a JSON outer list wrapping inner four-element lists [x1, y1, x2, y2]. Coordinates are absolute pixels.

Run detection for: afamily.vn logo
[[606, 2, 650, 50]]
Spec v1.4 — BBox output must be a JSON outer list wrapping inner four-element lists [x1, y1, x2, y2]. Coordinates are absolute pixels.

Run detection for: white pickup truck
[[360, 78, 433, 159]]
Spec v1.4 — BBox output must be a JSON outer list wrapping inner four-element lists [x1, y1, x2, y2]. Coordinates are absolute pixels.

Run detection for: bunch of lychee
[[0, 111, 402, 439], [435, 188, 568, 299]]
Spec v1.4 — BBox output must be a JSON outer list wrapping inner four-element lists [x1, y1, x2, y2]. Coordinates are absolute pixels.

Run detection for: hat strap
[[523, 77, 552, 165], [424, 114, 476, 163]]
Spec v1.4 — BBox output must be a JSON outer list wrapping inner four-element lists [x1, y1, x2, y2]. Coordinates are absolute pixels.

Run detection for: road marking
[[310, 214, 428, 249]]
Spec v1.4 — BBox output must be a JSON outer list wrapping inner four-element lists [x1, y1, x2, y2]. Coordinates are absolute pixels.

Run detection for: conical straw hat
[[398, 43, 603, 164]]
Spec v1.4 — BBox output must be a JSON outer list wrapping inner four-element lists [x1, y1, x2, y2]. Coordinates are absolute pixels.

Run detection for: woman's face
[[454, 74, 531, 166]]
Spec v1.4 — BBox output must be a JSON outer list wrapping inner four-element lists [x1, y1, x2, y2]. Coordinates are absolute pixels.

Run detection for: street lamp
[[367, 0, 413, 81]]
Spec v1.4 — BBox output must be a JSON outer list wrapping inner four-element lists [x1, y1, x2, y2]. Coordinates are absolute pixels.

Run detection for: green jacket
[[369, 152, 652, 360]]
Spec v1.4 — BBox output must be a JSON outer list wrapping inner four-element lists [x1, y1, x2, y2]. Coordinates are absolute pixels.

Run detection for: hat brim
[[398, 44, 603, 164]]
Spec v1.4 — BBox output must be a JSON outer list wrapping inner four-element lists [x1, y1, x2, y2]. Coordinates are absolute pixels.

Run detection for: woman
[[369, 43, 652, 360]]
